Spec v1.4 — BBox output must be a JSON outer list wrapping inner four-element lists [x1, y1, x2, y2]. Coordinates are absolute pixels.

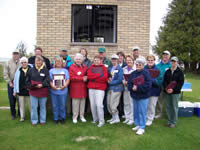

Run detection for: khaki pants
[[18, 96, 31, 119], [123, 88, 133, 121], [72, 98, 85, 120], [156, 91, 164, 116], [107, 90, 122, 115], [147, 96, 159, 122]]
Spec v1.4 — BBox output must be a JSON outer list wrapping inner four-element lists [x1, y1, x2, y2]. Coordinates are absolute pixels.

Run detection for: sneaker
[[123, 119, 129, 124], [136, 129, 145, 135], [168, 124, 176, 128], [80, 117, 87, 122], [73, 119, 78, 124], [146, 120, 152, 126], [132, 126, 140, 131], [97, 122, 104, 127], [91, 120, 98, 124], [154, 114, 162, 119], [110, 119, 120, 124], [20, 118, 24, 122], [127, 120, 134, 125], [107, 118, 114, 123]]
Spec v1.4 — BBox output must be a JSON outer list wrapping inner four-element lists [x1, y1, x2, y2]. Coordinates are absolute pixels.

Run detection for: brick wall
[[37, 0, 150, 62]]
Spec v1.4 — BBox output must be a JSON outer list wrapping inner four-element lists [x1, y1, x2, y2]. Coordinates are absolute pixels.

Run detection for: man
[[4, 49, 21, 120], [28, 47, 51, 70], [155, 50, 171, 119], [51, 49, 73, 69], [98, 47, 112, 68], [132, 46, 145, 70]]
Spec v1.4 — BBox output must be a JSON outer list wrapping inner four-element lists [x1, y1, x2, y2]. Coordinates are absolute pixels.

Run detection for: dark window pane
[[72, 4, 117, 43]]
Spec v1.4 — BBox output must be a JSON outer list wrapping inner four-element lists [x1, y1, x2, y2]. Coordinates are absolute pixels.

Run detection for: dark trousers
[[7, 84, 20, 117]]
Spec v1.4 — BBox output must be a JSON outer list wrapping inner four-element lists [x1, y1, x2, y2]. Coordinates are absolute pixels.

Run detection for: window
[[72, 5, 117, 43]]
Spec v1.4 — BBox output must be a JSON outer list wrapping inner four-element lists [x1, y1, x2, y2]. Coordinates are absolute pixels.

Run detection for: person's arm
[[127, 73, 134, 91], [109, 68, 123, 85], [137, 72, 152, 93], [69, 66, 84, 82], [174, 70, 184, 93], [41, 68, 50, 87]]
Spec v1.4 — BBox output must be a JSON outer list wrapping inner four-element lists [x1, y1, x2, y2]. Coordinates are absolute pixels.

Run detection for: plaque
[[53, 74, 65, 89]]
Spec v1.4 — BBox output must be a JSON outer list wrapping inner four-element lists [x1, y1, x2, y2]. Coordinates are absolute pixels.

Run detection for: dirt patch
[[75, 136, 103, 142]]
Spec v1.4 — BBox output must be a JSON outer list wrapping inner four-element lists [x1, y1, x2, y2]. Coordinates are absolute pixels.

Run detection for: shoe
[[110, 118, 120, 124], [132, 126, 140, 131], [97, 122, 104, 127], [80, 117, 87, 122], [32, 123, 37, 126], [11, 116, 16, 120], [20, 118, 24, 122], [136, 129, 145, 135], [40, 123, 46, 126], [107, 118, 114, 123], [154, 114, 162, 119], [123, 119, 129, 124], [61, 119, 65, 124], [54, 120, 59, 124], [146, 120, 152, 126], [127, 120, 134, 125], [168, 124, 176, 128], [122, 115, 125, 118], [73, 119, 78, 124], [91, 120, 98, 124]]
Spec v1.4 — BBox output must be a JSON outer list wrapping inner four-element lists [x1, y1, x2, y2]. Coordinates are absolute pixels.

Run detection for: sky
[[0, 0, 172, 58]]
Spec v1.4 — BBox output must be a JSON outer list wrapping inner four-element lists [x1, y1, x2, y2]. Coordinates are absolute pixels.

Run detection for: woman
[[107, 54, 124, 124], [69, 53, 88, 124], [163, 56, 184, 128], [87, 56, 108, 127], [128, 58, 152, 135], [26, 55, 50, 126], [122, 55, 135, 125], [49, 57, 70, 124], [144, 55, 162, 126], [117, 51, 127, 68], [80, 48, 92, 68], [13, 57, 32, 122]]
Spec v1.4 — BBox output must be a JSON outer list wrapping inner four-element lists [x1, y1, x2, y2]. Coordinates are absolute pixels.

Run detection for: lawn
[[0, 73, 200, 150]]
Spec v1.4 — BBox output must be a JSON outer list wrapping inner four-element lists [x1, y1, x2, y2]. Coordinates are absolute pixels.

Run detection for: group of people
[[3, 46, 184, 135]]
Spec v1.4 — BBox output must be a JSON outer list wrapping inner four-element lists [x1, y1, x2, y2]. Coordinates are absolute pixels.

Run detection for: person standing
[[87, 56, 108, 127], [26, 56, 50, 126], [163, 56, 184, 128], [107, 54, 124, 124], [4, 49, 21, 120], [132, 46, 145, 70], [49, 57, 70, 124], [155, 50, 171, 119], [69, 53, 88, 124], [122, 55, 135, 125], [28, 47, 51, 70], [128, 58, 152, 135], [144, 55, 162, 126], [80, 47, 92, 68], [13, 57, 32, 122], [98, 47, 112, 69]]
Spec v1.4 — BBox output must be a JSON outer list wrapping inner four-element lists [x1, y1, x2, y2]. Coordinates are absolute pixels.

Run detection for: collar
[[35, 63, 44, 72]]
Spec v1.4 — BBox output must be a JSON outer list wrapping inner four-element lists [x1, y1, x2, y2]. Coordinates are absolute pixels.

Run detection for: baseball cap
[[132, 46, 140, 51], [162, 50, 171, 55], [171, 56, 178, 62], [111, 54, 119, 59], [98, 47, 106, 53]]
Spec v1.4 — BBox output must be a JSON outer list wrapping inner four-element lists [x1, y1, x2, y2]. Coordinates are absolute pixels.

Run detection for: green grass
[[0, 72, 200, 150]]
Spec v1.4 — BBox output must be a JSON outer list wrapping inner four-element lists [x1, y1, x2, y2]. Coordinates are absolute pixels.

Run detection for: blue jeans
[[30, 95, 47, 124], [133, 98, 148, 129], [7, 84, 20, 117], [50, 94, 67, 121]]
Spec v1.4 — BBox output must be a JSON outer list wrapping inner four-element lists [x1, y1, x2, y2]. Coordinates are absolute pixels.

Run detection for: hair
[[35, 55, 44, 62], [93, 55, 101, 60], [79, 47, 88, 57], [125, 55, 134, 61], [74, 53, 84, 61], [54, 56, 64, 68], [117, 51, 125, 58], [146, 54, 155, 61], [35, 47, 43, 52], [20, 56, 28, 63]]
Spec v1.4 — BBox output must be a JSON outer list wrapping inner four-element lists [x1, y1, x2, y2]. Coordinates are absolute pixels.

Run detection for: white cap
[[132, 46, 140, 51], [135, 57, 146, 65], [111, 54, 119, 59], [162, 50, 171, 56], [13, 49, 19, 54], [171, 56, 178, 62]]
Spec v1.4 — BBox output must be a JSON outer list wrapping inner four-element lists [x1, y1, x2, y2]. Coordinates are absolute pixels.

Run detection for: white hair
[[20, 56, 28, 63], [74, 53, 84, 61]]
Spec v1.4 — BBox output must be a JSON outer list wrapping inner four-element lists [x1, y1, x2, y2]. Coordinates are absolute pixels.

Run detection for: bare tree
[[16, 41, 27, 57]]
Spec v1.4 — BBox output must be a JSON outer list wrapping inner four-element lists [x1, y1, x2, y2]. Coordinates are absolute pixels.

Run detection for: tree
[[153, 0, 200, 72], [16, 41, 27, 58]]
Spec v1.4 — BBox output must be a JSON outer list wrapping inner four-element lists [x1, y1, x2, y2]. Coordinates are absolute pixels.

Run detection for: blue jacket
[[13, 64, 33, 94], [128, 69, 152, 100], [108, 65, 124, 92], [144, 64, 161, 96], [51, 55, 73, 70]]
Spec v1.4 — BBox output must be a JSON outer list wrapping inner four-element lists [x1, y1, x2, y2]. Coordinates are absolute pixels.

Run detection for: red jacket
[[87, 64, 108, 90], [69, 63, 88, 98]]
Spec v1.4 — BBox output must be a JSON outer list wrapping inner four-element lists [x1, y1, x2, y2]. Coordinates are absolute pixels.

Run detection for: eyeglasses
[[136, 64, 142, 66], [21, 62, 27, 64]]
